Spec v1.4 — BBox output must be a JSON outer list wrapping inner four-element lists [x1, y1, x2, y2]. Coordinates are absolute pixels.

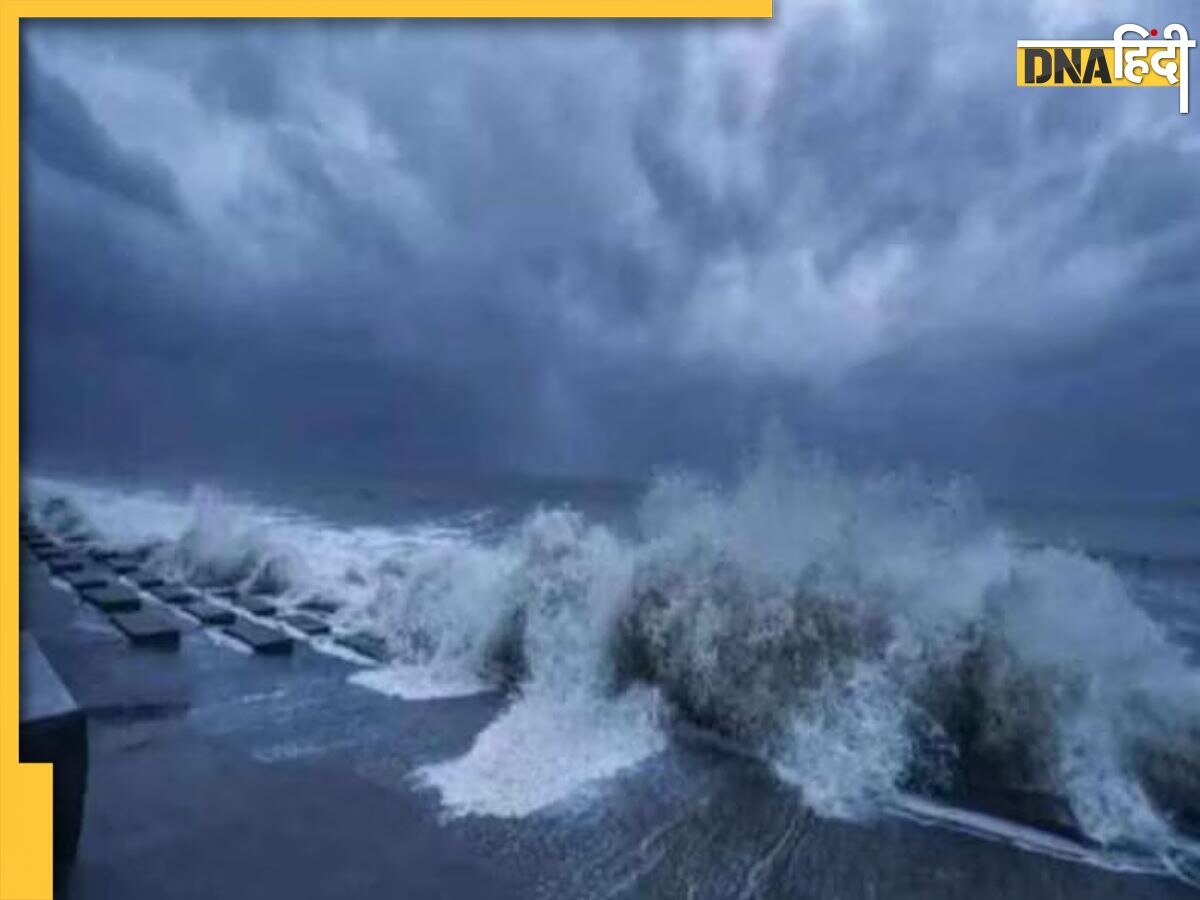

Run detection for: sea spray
[[23, 451, 1200, 861], [418, 684, 667, 818]]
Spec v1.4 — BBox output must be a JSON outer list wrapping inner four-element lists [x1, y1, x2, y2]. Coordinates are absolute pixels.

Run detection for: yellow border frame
[[0, 2, 769, 897]]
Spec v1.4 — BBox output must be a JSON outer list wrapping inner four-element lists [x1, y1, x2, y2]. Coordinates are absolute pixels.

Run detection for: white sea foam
[[25, 474, 472, 627], [350, 664, 492, 701], [417, 686, 666, 818], [892, 794, 1174, 877], [22, 448, 1200, 866]]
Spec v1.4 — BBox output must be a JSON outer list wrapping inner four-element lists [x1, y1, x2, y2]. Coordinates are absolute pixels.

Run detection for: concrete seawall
[[18, 548, 1198, 900]]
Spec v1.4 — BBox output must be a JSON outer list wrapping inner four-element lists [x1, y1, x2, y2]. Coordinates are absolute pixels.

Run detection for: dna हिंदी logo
[[1017, 23, 1195, 113]]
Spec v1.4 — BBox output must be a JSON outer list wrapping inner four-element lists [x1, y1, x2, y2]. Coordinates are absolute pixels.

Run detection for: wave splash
[[24, 449, 1200, 864]]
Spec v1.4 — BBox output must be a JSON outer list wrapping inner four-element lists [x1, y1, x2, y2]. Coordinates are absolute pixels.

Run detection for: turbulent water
[[22, 449, 1200, 877]]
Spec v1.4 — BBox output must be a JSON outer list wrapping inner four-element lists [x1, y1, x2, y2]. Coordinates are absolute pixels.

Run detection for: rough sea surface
[[23, 447, 1200, 888]]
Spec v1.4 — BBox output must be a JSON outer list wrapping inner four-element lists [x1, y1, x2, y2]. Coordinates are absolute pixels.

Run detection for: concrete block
[[297, 597, 341, 615], [336, 631, 391, 662], [109, 609, 181, 649], [234, 594, 277, 617], [80, 584, 142, 614], [224, 619, 293, 655], [19, 633, 86, 868], [131, 571, 166, 590], [281, 613, 330, 636], [183, 601, 235, 625], [61, 568, 111, 591], [32, 546, 70, 563], [151, 584, 199, 605], [47, 556, 90, 576]]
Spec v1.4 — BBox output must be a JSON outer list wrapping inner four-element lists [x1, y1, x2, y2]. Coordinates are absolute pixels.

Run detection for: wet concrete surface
[[19, 549, 1199, 899]]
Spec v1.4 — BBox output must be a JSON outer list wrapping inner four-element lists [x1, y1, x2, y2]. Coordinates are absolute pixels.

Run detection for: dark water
[[22, 457, 1200, 892]]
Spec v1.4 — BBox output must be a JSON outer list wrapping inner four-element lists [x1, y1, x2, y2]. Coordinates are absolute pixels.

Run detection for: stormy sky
[[19, 1, 1200, 496]]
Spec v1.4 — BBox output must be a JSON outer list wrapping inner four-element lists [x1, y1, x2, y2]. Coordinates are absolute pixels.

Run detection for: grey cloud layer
[[19, 4, 1200, 492]]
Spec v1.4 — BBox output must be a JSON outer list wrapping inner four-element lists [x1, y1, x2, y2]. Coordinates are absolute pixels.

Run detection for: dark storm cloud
[[21, 47, 185, 222], [192, 41, 283, 120], [18, 4, 1200, 492]]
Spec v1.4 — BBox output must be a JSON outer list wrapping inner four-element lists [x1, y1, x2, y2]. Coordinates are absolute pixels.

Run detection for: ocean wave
[[22, 450, 1200, 867]]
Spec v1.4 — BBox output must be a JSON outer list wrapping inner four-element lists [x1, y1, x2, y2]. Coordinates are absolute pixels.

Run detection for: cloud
[[192, 40, 283, 120], [18, 6, 1200, 491], [21, 45, 186, 222]]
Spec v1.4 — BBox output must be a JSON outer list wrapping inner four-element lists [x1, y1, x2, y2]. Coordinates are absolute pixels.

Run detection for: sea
[[20, 446, 1200, 890]]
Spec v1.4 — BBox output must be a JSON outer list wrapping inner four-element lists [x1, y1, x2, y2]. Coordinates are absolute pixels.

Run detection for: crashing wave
[[22, 449, 1200, 864]]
